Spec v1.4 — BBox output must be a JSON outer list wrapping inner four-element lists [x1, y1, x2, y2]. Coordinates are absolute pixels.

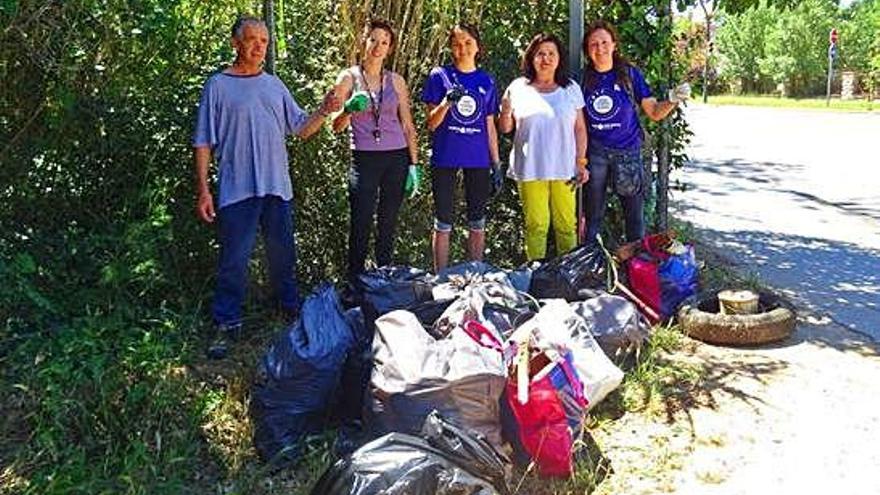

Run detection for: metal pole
[[825, 45, 835, 107], [263, 0, 276, 74], [569, 0, 583, 78], [657, 0, 672, 232]]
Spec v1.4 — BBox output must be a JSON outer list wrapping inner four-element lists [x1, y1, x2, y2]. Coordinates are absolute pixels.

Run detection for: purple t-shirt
[[421, 65, 497, 168], [193, 71, 307, 208], [582, 66, 652, 150]]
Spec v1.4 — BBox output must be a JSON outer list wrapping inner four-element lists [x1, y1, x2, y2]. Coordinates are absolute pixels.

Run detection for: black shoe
[[282, 307, 300, 327], [207, 322, 242, 359]]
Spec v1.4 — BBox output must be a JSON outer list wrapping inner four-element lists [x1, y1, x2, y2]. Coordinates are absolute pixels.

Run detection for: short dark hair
[[448, 23, 484, 62], [361, 17, 397, 52], [231, 15, 265, 40], [520, 33, 571, 87]]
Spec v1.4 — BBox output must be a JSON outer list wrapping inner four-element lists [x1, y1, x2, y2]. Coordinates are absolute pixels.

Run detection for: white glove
[[668, 82, 691, 104]]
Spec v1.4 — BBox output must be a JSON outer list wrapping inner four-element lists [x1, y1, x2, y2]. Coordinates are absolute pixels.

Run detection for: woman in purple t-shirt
[[581, 20, 690, 242], [422, 24, 501, 272], [332, 18, 420, 281]]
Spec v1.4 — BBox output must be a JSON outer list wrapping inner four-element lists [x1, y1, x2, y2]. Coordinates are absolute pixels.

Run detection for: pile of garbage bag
[[249, 238, 700, 483]]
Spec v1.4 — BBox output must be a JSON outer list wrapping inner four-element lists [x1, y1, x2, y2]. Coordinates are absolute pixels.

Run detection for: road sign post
[[826, 28, 838, 106], [569, 0, 583, 76]]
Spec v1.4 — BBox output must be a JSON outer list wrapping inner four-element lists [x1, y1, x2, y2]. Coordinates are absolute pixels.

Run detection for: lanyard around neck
[[359, 66, 384, 133], [444, 66, 461, 87]]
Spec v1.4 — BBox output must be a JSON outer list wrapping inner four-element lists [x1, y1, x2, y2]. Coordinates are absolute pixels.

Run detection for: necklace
[[532, 78, 558, 93], [359, 65, 385, 142]]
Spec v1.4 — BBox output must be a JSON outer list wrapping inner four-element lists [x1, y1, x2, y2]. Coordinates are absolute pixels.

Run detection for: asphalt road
[[672, 104, 880, 341]]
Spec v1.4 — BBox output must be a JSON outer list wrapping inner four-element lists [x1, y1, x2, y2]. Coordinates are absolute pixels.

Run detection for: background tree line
[[675, 0, 880, 97]]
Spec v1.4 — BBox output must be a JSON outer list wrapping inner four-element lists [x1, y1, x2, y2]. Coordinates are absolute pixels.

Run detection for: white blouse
[[505, 77, 585, 181]]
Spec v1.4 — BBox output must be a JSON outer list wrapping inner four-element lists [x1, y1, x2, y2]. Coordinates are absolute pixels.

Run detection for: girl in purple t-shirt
[[581, 20, 690, 242], [332, 18, 421, 281], [422, 24, 501, 272]]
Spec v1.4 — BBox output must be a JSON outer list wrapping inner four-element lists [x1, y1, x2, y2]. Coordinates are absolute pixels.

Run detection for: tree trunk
[[263, 0, 276, 74], [699, 0, 713, 103]]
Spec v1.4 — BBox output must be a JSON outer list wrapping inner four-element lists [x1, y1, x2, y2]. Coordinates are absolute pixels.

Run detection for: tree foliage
[[712, 0, 879, 97], [839, 0, 880, 93], [714, 1, 775, 92], [760, 0, 836, 96]]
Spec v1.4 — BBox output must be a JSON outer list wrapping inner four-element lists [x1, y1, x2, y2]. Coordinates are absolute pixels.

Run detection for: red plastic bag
[[626, 233, 699, 322], [504, 350, 587, 477], [627, 255, 662, 322]]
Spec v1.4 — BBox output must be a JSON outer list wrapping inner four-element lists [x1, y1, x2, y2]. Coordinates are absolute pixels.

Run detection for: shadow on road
[[685, 158, 803, 187], [681, 157, 880, 223]]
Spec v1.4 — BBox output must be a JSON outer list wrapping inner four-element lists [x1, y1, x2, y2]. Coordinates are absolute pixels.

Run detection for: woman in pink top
[[332, 18, 420, 281]]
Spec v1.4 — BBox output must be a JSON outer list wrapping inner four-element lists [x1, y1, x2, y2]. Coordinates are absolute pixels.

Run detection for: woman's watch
[[577, 157, 589, 168]]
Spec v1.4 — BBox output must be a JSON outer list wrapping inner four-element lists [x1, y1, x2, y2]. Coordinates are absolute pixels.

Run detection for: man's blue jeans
[[584, 144, 646, 243], [212, 195, 299, 325]]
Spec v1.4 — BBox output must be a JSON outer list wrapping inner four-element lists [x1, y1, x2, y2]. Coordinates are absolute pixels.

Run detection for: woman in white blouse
[[499, 32, 588, 261]]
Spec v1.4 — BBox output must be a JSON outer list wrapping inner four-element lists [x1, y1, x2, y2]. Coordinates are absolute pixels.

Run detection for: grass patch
[[619, 324, 700, 414], [698, 94, 875, 112]]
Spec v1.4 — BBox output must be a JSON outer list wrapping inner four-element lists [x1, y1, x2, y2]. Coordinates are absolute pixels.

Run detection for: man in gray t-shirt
[[192, 16, 340, 359]]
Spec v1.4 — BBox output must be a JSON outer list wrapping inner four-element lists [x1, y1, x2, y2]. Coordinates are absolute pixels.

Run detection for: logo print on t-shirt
[[451, 91, 482, 126], [592, 94, 614, 114], [457, 95, 478, 117]]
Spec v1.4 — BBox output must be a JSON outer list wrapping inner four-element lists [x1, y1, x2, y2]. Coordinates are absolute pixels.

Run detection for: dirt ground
[[592, 308, 880, 495]]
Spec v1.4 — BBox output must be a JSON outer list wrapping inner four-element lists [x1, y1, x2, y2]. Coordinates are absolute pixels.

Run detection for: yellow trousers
[[518, 180, 577, 261]]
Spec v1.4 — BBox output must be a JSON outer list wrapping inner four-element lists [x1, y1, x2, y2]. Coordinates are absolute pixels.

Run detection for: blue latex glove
[[490, 161, 504, 197]]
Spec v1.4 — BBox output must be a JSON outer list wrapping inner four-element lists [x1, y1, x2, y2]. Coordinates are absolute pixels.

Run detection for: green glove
[[404, 165, 422, 198], [344, 91, 369, 113]]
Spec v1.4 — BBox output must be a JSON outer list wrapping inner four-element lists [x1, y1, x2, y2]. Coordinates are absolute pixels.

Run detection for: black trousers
[[347, 148, 409, 280], [431, 167, 490, 231]]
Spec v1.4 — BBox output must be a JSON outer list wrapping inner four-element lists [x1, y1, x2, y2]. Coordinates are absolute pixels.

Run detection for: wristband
[[577, 157, 588, 167]]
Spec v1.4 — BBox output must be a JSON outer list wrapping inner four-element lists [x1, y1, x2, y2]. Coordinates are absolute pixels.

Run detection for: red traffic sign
[[829, 28, 838, 44]]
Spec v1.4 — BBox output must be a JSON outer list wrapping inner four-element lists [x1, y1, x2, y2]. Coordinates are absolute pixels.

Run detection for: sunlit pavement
[[663, 104, 880, 495], [672, 104, 880, 341]]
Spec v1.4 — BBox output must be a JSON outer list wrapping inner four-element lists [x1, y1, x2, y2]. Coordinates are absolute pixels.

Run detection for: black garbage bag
[[506, 262, 539, 293], [356, 266, 434, 316], [310, 411, 510, 495], [433, 261, 528, 301], [406, 298, 455, 338], [435, 260, 503, 282], [333, 307, 374, 456], [529, 242, 607, 301], [570, 294, 651, 362], [251, 283, 354, 467]]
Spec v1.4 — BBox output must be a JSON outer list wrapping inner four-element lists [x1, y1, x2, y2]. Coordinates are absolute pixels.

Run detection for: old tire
[[678, 291, 796, 346]]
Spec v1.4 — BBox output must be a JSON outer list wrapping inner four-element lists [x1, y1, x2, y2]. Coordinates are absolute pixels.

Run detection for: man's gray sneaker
[[207, 322, 242, 360]]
